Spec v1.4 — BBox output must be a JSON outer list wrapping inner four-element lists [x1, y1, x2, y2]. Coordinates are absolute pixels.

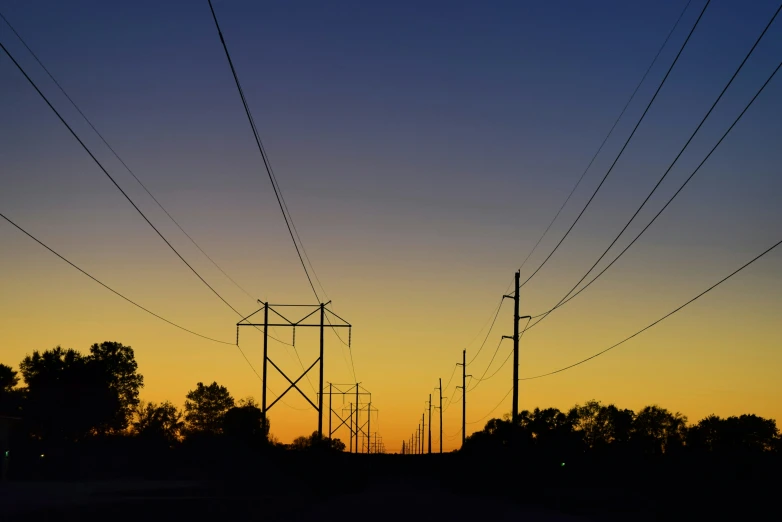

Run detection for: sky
[[1, 0, 781, 452]]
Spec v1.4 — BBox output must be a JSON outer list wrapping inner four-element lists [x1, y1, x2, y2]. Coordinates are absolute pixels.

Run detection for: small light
[[560, 462, 565, 467], [3, 451, 8, 458], [40, 454, 45, 458]]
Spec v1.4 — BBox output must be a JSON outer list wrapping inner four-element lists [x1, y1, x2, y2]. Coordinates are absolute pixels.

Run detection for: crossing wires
[[517, 0, 711, 289], [512, 0, 694, 279], [523, 11, 782, 333], [207, 0, 358, 383], [0, 9, 259, 304]]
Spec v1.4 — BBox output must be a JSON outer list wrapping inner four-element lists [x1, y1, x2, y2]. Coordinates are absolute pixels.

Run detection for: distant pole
[[438, 378, 443, 454], [349, 402, 354, 453], [512, 271, 520, 423], [427, 394, 432, 454], [328, 383, 333, 437], [421, 413, 425, 455], [355, 385, 360, 453], [367, 402, 371, 454]]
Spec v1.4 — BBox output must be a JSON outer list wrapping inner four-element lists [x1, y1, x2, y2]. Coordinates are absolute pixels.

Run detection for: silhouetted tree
[[223, 401, 269, 443], [290, 431, 345, 451], [132, 401, 183, 445], [18, 343, 143, 442], [688, 414, 778, 453], [568, 400, 614, 449], [89, 342, 143, 432], [631, 405, 687, 455], [0, 364, 19, 392], [0, 363, 22, 416], [184, 381, 234, 435]]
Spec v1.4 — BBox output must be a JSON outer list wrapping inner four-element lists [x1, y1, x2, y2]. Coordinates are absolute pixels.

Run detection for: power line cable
[[468, 318, 531, 391], [518, 0, 711, 289], [206, 0, 319, 300], [442, 363, 459, 392], [467, 386, 513, 425], [0, 38, 295, 352], [466, 298, 505, 365], [525, 50, 782, 332], [0, 211, 234, 346], [207, 1, 356, 385], [0, 209, 306, 411], [511, 0, 694, 282], [0, 9, 262, 305], [524, 3, 781, 330], [520, 235, 782, 381]]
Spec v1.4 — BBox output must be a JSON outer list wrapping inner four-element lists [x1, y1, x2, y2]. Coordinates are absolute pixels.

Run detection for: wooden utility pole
[[438, 378, 443, 454], [427, 394, 432, 454], [503, 271, 531, 426], [512, 271, 520, 422], [456, 350, 468, 448], [421, 414, 425, 454]]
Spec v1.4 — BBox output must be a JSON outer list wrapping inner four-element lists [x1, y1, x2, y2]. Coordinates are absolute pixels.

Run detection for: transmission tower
[[236, 301, 352, 438]]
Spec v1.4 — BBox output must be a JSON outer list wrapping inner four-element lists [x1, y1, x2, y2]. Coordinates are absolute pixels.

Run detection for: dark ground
[[3, 452, 778, 521]]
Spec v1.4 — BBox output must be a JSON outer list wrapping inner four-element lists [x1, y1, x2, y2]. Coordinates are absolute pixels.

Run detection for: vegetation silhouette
[[1, 344, 780, 520]]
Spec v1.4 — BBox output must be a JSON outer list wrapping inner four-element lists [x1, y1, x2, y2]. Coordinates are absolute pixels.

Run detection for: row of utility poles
[[405, 270, 529, 454], [329, 383, 384, 453]]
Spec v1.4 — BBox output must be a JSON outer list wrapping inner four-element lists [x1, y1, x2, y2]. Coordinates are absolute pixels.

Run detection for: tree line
[[464, 399, 780, 458], [0, 342, 344, 456]]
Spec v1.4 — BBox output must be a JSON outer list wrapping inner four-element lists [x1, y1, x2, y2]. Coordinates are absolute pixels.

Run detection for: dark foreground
[[3, 451, 779, 521]]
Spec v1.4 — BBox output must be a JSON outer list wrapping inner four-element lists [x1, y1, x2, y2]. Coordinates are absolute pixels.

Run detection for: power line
[[466, 298, 504, 365], [518, 0, 711, 289], [0, 208, 308, 412], [468, 338, 505, 390], [442, 363, 459, 392], [0, 9, 261, 305], [206, 0, 319, 301], [468, 318, 531, 392], [0, 211, 235, 346], [525, 51, 782, 332], [512, 0, 694, 281], [2, 41, 247, 319], [467, 386, 513, 425], [521, 235, 782, 381], [0, 37, 294, 346], [207, 0, 358, 384]]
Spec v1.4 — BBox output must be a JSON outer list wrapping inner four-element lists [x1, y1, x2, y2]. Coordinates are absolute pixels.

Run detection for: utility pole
[[438, 378, 443, 454], [348, 403, 353, 452], [328, 383, 333, 438], [355, 385, 360, 452], [502, 271, 532, 426], [262, 303, 268, 420], [318, 303, 325, 437], [511, 271, 519, 422], [456, 350, 470, 449], [427, 394, 432, 454], [421, 413, 425, 455], [367, 402, 371, 454]]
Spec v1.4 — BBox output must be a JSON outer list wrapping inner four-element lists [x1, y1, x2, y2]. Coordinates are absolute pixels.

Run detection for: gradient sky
[[1, 0, 781, 452]]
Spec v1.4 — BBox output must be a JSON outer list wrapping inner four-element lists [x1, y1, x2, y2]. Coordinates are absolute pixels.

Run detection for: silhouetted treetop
[[184, 381, 234, 435]]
